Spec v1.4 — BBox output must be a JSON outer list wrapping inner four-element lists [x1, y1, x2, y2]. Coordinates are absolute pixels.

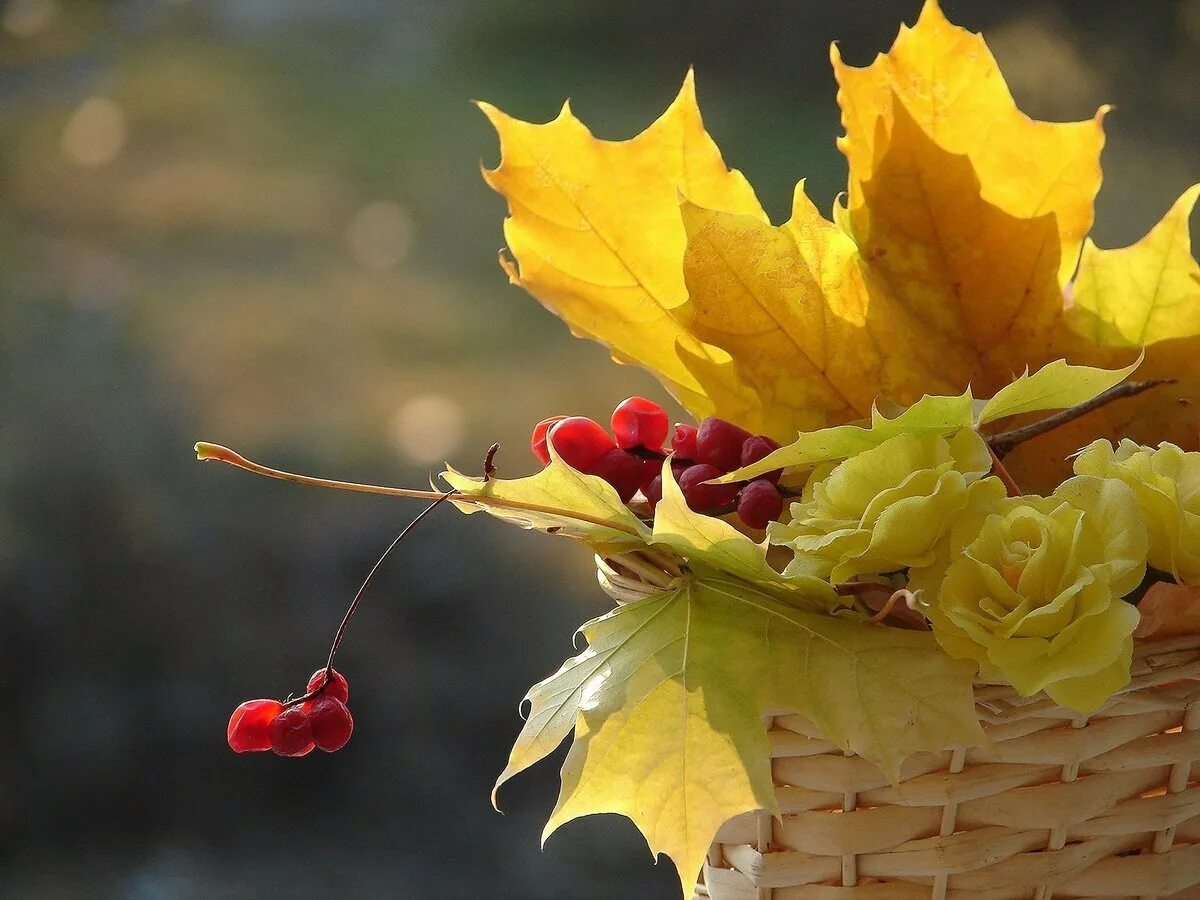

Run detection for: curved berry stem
[[314, 491, 453, 698]]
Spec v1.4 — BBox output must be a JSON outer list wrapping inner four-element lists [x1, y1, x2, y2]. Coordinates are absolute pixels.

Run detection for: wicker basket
[[596, 553, 1200, 900]]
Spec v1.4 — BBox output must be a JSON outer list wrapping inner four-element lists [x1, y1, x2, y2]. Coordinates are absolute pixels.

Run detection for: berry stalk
[[194, 442, 643, 537]]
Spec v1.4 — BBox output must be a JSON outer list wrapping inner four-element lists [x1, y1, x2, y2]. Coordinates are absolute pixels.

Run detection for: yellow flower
[[769, 429, 1006, 582], [1073, 439, 1200, 584], [912, 476, 1147, 713]]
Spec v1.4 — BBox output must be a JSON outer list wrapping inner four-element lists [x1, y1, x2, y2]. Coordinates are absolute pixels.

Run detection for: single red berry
[[591, 448, 648, 502], [530, 416, 567, 465], [637, 455, 663, 489], [309, 695, 355, 752], [269, 705, 314, 757], [740, 435, 782, 483], [695, 418, 752, 471], [643, 474, 663, 509], [670, 423, 699, 460], [548, 416, 615, 471], [227, 699, 284, 753], [611, 397, 669, 451], [737, 480, 784, 529], [678, 464, 740, 512], [307, 667, 350, 704]]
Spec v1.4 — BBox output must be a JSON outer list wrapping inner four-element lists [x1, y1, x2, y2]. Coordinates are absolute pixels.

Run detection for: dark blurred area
[[0, 1, 1196, 897]]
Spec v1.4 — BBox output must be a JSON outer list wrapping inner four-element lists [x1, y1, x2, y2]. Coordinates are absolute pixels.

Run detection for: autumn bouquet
[[200, 2, 1200, 897]]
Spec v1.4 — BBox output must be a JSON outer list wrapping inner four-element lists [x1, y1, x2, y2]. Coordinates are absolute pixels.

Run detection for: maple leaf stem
[[986, 378, 1175, 459], [988, 445, 1024, 497], [192, 442, 643, 536]]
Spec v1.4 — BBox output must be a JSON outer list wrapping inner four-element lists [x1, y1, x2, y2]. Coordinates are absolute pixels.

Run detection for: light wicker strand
[[931, 746, 969, 900]]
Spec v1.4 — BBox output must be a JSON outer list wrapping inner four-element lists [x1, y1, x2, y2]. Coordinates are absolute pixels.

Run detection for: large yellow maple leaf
[[481, 0, 1200, 486], [831, 0, 1107, 289], [479, 71, 767, 421]]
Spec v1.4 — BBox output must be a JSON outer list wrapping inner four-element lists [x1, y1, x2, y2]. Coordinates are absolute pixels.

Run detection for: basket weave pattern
[[597, 554, 1200, 900]]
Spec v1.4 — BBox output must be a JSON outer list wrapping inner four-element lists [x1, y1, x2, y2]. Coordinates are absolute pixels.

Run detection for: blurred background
[[1, 1, 1197, 897]]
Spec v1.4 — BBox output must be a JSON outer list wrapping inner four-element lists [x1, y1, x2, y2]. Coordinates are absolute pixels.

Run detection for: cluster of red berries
[[531, 397, 785, 529], [227, 667, 354, 757]]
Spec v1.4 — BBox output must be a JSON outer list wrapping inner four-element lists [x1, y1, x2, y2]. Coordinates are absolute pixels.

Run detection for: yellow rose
[[1073, 439, 1200, 584], [769, 429, 1007, 582], [911, 476, 1147, 713]]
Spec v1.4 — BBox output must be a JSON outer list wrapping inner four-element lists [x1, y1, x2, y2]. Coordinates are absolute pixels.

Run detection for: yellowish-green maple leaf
[[443, 449, 836, 608], [494, 571, 981, 896], [721, 358, 1138, 483], [1067, 184, 1200, 347], [441, 450, 650, 550], [997, 187, 1200, 488], [976, 355, 1141, 426]]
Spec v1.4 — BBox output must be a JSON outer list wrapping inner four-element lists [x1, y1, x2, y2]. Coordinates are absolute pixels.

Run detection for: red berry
[[678, 464, 740, 512], [531, 416, 567, 465], [307, 667, 350, 704], [737, 480, 784, 529], [227, 699, 284, 753], [548, 417, 615, 470], [269, 705, 314, 757], [309, 696, 355, 752], [670, 423, 699, 460], [644, 475, 663, 509], [591, 448, 648, 502], [740, 435, 782, 483], [695, 418, 752, 471], [611, 397, 669, 451]]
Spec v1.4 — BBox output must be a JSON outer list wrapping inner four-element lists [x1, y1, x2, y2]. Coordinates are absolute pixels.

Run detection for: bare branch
[[987, 378, 1175, 458]]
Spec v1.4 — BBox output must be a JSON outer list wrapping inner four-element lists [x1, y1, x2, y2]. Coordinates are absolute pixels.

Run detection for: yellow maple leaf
[[479, 71, 766, 419], [845, 99, 1069, 396], [832, 0, 1107, 288], [676, 185, 962, 438], [481, 0, 1199, 487]]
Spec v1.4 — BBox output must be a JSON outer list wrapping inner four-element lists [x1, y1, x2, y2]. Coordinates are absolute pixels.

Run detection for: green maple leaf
[[723, 357, 1139, 482], [443, 450, 836, 608], [441, 450, 651, 550], [495, 570, 982, 896]]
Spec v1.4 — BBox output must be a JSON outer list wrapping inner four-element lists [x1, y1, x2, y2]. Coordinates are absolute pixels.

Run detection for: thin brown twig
[[835, 580, 886, 596], [483, 442, 500, 481], [986, 378, 1175, 458]]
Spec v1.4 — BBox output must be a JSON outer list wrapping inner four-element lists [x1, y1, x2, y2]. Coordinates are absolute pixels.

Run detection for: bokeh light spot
[[61, 97, 127, 167], [345, 201, 414, 272], [2, 0, 58, 37], [390, 394, 466, 464]]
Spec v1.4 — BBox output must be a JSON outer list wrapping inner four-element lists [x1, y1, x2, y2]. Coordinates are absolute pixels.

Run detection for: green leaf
[[652, 460, 836, 608], [443, 454, 838, 604], [723, 357, 1142, 483], [440, 447, 651, 548], [720, 390, 975, 482], [491, 593, 681, 808], [501, 572, 983, 896], [976, 356, 1142, 425]]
